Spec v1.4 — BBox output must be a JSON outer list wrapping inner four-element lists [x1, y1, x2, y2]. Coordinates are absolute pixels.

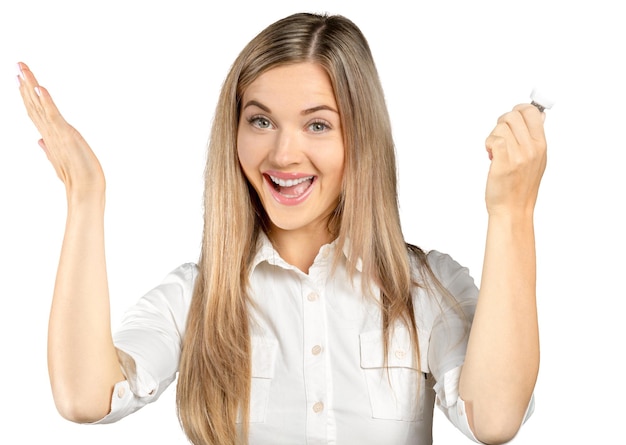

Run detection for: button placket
[[301, 277, 328, 443]]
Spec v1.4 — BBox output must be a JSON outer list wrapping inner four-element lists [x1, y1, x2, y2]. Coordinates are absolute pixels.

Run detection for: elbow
[[473, 423, 520, 445], [470, 407, 526, 445], [52, 387, 113, 424]]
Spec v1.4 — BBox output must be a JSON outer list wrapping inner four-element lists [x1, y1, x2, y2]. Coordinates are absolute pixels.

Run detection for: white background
[[1, 0, 624, 443]]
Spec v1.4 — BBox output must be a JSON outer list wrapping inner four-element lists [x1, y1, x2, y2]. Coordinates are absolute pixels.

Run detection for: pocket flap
[[359, 327, 417, 369]]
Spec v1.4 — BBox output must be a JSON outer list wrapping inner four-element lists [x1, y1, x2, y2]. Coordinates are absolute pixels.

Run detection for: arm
[[459, 104, 545, 444], [18, 63, 124, 422]]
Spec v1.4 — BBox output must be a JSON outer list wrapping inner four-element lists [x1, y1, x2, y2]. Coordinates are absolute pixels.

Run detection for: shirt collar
[[250, 231, 363, 273]]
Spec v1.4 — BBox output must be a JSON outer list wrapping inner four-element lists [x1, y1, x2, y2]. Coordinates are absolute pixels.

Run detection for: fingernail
[[17, 63, 25, 79], [34, 86, 41, 96], [16, 75, 21, 88]]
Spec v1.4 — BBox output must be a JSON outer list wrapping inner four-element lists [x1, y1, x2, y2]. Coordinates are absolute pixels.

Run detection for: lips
[[263, 173, 316, 205]]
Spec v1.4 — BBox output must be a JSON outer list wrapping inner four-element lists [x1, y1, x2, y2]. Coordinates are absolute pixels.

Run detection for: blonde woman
[[17, 12, 544, 445]]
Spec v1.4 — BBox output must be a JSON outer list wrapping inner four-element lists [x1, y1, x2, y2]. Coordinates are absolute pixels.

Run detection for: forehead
[[242, 63, 338, 108]]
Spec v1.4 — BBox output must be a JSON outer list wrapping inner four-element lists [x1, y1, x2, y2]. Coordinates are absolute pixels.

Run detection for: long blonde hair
[[177, 12, 429, 444]]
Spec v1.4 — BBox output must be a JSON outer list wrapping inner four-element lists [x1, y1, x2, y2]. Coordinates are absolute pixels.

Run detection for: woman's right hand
[[17, 62, 105, 199]]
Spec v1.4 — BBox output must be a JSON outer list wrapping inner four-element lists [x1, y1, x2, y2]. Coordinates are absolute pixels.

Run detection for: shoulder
[[116, 263, 199, 334], [162, 262, 199, 283], [424, 250, 470, 287], [152, 262, 198, 285], [409, 246, 478, 306], [136, 263, 199, 308], [407, 245, 468, 285]]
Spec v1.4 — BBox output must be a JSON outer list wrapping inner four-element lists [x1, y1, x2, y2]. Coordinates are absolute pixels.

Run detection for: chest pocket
[[237, 337, 278, 424], [359, 327, 427, 421]]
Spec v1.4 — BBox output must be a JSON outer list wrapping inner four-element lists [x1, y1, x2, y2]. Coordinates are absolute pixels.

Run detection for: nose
[[269, 128, 303, 167]]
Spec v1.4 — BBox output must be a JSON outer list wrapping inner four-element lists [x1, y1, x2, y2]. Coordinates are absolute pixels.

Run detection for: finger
[[513, 103, 545, 142], [17, 61, 48, 92], [19, 62, 63, 117], [38, 138, 50, 156], [17, 61, 37, 87], [497, 109, 532, 148], [18, 67, 41, 112], [485, 123, 513, 162], [485, 134, 506, 162], [17, 63, 48, 127], [17, 62, 42, 102], [32, 84, 65, 123], [17, 63, 66, 132], [485, 135, 497, 161]]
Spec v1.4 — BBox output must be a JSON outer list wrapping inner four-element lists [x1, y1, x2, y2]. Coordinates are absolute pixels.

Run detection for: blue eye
[[249, 116, 272, 129], [308, 120, 330, 132]]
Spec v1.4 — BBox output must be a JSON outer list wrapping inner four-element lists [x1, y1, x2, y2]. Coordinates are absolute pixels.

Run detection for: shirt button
[[117, 386, 126, 398], [312, 402, 324, 413], [311, 345, 323, 355], [307, 292, 319, 302], [395, 349, 406, 359]]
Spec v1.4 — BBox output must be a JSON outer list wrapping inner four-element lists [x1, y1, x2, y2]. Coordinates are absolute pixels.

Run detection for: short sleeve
[[94, 263, 198, 424], [425, 250, 477, 383], [425, 251, 481, 440]]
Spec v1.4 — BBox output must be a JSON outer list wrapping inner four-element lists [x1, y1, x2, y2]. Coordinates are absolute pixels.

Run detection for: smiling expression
[[237, 62, 345, 242]]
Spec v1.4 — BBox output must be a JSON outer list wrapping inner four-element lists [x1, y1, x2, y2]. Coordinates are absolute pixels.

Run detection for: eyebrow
[[242, 100, 338, 115]]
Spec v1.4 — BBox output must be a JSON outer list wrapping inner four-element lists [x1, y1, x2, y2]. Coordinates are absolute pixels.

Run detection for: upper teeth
[[270, 175, 313, 187]]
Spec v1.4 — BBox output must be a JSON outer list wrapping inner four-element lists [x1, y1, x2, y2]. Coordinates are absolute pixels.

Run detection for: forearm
[[459, 211, 540, 443], [48, 194, 124, 423]]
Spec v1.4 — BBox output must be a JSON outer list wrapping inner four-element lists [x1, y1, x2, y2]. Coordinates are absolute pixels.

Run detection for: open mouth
[[265, 174, 315, 199]]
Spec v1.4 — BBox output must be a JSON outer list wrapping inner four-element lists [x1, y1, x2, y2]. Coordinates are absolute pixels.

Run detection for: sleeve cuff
[[90, 349, 176, 424], [90, 380, 142, 424]]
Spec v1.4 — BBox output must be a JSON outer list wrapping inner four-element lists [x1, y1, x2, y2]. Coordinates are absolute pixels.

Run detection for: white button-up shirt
[[96, 235, 533, 443]]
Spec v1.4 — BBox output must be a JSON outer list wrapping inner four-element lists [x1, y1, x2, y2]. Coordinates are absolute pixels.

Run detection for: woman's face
[[237, 62, 345, 240]]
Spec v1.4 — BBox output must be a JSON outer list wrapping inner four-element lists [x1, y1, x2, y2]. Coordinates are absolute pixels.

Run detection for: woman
[[17, 12, 544, 445]]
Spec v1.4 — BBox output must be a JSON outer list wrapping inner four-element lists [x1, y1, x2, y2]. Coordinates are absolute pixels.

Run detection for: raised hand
[[484, 104, 547, 217], [460, 104, 546, 442], [17, 62, 105, 199], [17, 62, 122, 422]]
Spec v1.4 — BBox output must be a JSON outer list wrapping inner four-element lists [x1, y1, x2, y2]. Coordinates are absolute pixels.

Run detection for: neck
[[268, 224, 334, 274]]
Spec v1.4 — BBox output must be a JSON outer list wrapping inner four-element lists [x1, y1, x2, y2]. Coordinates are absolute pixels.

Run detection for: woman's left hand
[[484, 104, 547, 217]]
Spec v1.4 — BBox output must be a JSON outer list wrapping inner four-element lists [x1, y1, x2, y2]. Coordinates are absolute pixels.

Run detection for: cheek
[[328, 146, 345, 186], [236, 133, 258, 179]]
